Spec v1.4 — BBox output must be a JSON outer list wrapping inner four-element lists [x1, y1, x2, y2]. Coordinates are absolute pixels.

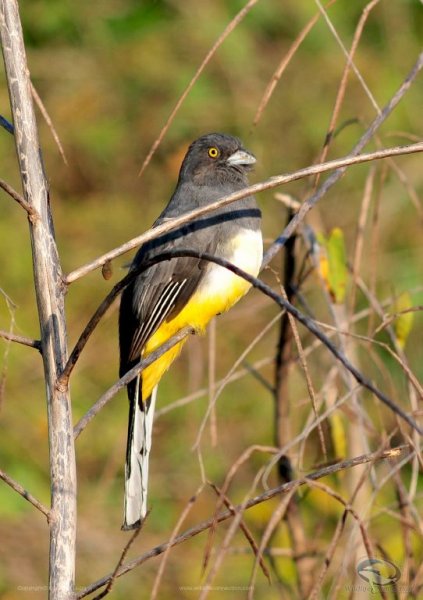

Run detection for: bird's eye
[[208, 147, 219, 159]]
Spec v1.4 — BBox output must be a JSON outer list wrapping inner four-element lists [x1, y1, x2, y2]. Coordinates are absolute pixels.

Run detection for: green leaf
[[317, 228, 348, 304], [330, 412, 346, 460], [326, 228, 348, 304], [392, 291, 414, 349]]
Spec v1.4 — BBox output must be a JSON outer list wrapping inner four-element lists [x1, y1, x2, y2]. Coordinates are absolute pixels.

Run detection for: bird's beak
[[227, 149, 256, 167]]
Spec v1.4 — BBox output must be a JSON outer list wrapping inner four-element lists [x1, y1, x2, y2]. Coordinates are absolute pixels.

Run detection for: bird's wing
[[119, 220, 217, 371]]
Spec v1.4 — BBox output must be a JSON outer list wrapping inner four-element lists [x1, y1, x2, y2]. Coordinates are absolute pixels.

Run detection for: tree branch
[[0, 329, 42, 351], [91, 516, 148, 600], [263, 52, 423, 266], [105, 249, 422, 434], [60, 251, 197, 386], [0, 113, 13, 133], [0, 467, 50, 519], [76, 444, 411, 598], [73, 326, 194, 439], [64, 141, 423, 285], [0, 176, 39, 219], [138, 0, 259, 178]]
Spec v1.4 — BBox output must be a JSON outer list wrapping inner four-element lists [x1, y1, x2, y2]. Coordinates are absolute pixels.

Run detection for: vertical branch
[[274, 209, 296, 464], [273, 211, 314, 598], [0, 3, 76, 599]]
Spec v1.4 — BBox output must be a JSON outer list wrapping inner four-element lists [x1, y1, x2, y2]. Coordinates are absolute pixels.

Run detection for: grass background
[[0, 0, 422, 598]]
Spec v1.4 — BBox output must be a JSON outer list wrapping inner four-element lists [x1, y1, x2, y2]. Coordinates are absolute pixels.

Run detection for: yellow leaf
[[330, 412, 346, 460], [315, 228, 348, 304], [326, 228, 348, 304], [392, 292, 414, 349]]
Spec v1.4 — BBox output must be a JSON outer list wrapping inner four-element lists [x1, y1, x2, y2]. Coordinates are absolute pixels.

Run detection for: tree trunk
[[0, 2, 77, 598]]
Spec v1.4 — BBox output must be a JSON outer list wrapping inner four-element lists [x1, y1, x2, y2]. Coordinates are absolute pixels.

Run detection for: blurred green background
[[0, 1, 422, 598]]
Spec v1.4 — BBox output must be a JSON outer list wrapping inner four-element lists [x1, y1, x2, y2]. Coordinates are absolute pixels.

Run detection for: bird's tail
[[122, 382, 157, 530]]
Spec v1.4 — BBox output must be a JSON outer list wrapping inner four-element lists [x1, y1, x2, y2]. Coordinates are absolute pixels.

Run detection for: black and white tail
[[122, 382, 157, 530]]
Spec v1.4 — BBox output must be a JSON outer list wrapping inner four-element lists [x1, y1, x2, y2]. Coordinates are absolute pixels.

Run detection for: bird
[[119, 133, 263, 530]]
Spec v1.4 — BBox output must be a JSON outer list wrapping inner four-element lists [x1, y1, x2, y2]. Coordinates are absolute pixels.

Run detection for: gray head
[[177, 133, 256, 187]]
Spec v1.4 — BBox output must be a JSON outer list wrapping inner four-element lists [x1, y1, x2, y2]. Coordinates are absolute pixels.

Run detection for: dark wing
[[119, 220, 217, 379], [126, 257, 205, 362]]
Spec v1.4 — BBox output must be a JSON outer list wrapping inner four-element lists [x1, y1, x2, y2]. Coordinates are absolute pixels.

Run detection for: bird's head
[[178, 133, 256, 187]]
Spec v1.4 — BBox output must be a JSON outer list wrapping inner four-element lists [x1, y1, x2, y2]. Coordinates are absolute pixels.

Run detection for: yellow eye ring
[[208, 146, 219, 159]]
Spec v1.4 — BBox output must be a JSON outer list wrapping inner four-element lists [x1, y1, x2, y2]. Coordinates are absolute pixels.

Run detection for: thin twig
[[308, 511, 349, 599], [150, 485, 205, 600], [30, 83, 68, 165], [247, 490, 296, 599], [208, 481, 271, 585], [117, 249, 422, 434], [65, 141, 423, 285], [0, 329, 42, 351], [263, 53, 423, 266], [92, 513, 149, 599], [314, 0, 381, 188], [373, 306, 423, 336], [253, 0, 338, 126], [0, 467, 50, 519], [138, 0, 258, 178], [314, 0, 380, 114], [201, 468, 270, 600], [0, 177, 39, 219], [73, 326, 193, 438], [76, 445, 410, 599], [202, 445, 277, 573], [314, 319, 423, 400]]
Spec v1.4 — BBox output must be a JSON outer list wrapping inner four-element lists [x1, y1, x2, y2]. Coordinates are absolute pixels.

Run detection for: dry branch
[[76, 444, 410, 598], [138, 0, 258, 178], [253, 0, 338, 126], [150, 486, 205, 600], [0, 176, 39, 218], [0, 328, 41, 351], [112, 250, 422, 435], [0, 467, 50, 519], [208, 481, 271, 585], [314, 0, 381, 187], [73, 326, 193, 438], [263, 52, 423, 266], [91, 517, 148, 600], [0, 2, 77, 598], [65, 141, 423, 285], [31, 82, 68, 165]]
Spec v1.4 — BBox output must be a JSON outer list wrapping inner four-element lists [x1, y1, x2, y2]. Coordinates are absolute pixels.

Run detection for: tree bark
[[0, 2, 77, 598]]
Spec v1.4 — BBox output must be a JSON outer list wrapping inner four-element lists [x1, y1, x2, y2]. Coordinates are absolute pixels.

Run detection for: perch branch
[[65, 141, 423, 285], [73, 326, 193, 438], [114, 250, 422, 434]]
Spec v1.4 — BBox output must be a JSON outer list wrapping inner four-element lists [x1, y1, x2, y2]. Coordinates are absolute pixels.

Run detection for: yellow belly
[[141, 229, 262, 399]]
